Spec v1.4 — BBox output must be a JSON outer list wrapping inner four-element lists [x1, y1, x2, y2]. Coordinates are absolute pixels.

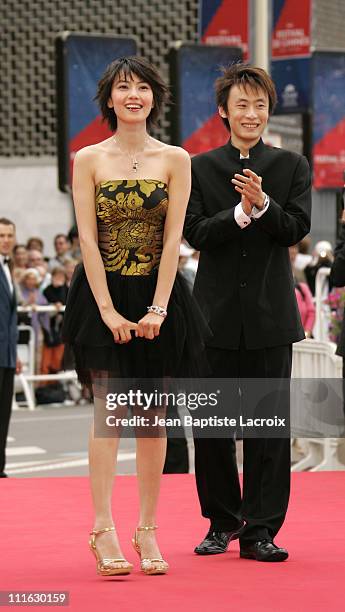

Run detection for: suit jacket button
[[242, 250, 247, 257], [240, 281, 247, 288]]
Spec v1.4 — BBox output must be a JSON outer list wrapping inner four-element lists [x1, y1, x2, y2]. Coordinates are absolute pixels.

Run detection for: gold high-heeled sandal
[[89, 526, 133, 576], [132, 525, 169, 575]]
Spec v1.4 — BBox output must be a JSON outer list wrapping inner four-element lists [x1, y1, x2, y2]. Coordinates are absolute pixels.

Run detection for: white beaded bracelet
[[147, 305, 167, 318]]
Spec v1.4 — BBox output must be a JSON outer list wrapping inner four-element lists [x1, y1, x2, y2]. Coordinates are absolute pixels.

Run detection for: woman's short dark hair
[[95, 56, 170, 132], [215, 63, 277, 131]]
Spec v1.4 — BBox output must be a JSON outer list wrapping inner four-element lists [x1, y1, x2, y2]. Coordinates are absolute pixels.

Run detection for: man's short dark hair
[[0, 217, 15, 229], [54, 233, 68, 245], [95, 56, 170, 132], [215, 63, 277, 131]]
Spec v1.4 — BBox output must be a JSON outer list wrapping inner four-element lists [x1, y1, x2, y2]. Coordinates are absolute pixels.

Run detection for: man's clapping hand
[[232, 168, 265, 210]]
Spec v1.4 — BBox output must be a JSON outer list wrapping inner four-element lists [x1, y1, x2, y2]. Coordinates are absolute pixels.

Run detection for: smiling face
[[14, 245, 28, 267], [0, 222, 16, 256], [107, 72, 154, 127], [219, 84, 269, 150], [23, 272, 39, 290]]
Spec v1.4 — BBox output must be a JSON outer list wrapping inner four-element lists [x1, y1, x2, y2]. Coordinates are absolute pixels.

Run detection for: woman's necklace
[[113, 135, 149, 173]]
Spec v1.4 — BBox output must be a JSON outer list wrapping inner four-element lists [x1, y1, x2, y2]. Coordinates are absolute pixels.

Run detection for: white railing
[[17, 304, 66, 313], [313, 267, 331, 342], [14, 304, 77, 410], [292, 339, 344, 471]]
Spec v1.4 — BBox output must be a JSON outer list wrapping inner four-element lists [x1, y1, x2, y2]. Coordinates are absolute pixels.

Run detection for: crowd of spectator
[[14, 228, 81, 379]]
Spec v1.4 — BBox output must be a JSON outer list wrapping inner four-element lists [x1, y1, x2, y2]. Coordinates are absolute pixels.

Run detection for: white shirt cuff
[[251, 194, 270, 219], [234, 203, 252, 228]]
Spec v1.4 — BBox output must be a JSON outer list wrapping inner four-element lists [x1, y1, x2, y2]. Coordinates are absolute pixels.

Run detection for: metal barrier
[[313, 267, 331, 342], [14, 304, 77, 410], [292, 339, 344, 471]]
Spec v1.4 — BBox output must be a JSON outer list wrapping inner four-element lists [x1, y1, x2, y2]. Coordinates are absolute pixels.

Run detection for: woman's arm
[[136, 147, 191, 339], [73, 148, 137, 343]]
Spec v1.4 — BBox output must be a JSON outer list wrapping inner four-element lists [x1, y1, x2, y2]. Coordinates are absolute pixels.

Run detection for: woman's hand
[[101, 309, 138, 344], [136, 312, 164, 340]]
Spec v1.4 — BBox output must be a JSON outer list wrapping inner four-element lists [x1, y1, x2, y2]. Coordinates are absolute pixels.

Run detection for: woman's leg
[[135, 432, 167, 563], [88, 407, 129, 567]]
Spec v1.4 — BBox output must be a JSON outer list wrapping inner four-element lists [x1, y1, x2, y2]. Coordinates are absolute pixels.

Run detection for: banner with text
[[56, 33, 137, 192], [312, 52, 345, 190], [271, 0, 311, 114], [200, 0, 250, 61], [169, 44, 242, 155]]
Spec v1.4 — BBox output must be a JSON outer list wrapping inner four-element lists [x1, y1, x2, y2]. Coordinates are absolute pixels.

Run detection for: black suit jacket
[[0, 264, 17, 368], [184, 138, 312, 350], [330, 224, 345, 357]]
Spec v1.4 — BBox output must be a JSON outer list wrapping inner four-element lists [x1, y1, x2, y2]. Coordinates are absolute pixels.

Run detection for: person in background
[[64, 258, 78, 288], [294, 236, 312, 272], [0, 218, 22, 478], [18, 268, 50, 367], [27, 249, 51, 291], [178, 242, 196, 290], [26, 236, 44, 253], [67, 226, 82, 261], [330, 209, 345, 417], [288, 243, 306, 284], [12, 244, 28, 283], [49, 234, 72, 270], [289, 245, 315, 338], [41, 267, 68, 377], [304, 240, 333, 296]]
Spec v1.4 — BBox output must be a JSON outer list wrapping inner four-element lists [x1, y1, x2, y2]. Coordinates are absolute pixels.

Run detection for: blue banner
[[171, 44, 242, 155]]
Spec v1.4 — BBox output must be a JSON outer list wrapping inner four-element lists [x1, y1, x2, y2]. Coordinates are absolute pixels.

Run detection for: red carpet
[[1, 473, 345, 611]]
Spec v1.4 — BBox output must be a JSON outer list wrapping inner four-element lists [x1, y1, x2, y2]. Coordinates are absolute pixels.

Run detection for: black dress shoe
[[194, 522, 244, 555], [240, 540, 288, 562], [0, 473, 8, 478]]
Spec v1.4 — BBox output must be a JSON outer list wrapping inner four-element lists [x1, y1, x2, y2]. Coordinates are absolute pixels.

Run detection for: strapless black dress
[[62, 179, 210, 387]]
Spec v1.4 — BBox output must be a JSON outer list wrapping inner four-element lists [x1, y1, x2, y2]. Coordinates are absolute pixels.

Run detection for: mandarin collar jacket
[[183, 138, 312, 350]]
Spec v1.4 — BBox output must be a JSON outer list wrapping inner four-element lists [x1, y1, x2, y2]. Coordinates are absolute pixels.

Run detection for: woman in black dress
[[63, 57, 206, 576]]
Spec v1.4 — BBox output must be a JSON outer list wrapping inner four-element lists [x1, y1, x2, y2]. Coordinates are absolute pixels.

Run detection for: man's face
[[55, 236, 69, 256], [28, 249, 44, 267], [0, 223, 16, 256], [220, 84, 269, 146]]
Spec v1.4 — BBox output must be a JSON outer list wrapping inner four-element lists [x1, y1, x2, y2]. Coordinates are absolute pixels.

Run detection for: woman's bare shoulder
[[151, 139, 190, 161], [74, 138, 113, 162], [166, 144, 190, 162]]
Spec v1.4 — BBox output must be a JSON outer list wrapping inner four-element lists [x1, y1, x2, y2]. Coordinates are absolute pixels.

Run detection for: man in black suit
[[184, 64, 311, 561], [0, 218, 21, 478]]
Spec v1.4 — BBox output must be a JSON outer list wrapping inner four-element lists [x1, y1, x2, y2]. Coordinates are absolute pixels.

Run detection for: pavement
[[7, 403, 139, 478]]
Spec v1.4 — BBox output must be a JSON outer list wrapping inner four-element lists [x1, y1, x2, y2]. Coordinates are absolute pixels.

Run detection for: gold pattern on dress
[[95, 180, 168, 275]]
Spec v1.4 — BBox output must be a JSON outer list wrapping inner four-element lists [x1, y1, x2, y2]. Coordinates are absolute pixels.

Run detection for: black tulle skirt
[[62, 263, 210, 388]]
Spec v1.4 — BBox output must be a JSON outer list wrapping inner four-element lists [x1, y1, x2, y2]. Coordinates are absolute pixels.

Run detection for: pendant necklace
[[113, 135, 148, 173]]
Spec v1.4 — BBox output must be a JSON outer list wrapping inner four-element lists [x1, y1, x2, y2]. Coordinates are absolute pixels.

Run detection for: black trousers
[[163, 402, 189, 473], [0, 367, 15, 475], [194, 337, 292, 544]]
